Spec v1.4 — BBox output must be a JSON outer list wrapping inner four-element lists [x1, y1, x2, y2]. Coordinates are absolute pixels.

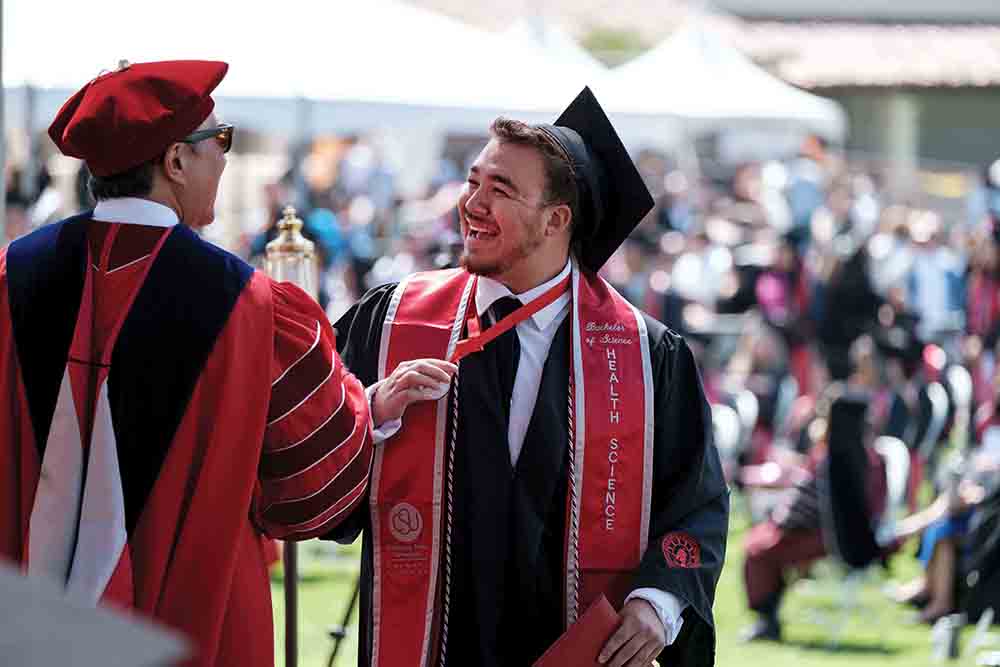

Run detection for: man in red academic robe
[[0, 60, 441, 667]]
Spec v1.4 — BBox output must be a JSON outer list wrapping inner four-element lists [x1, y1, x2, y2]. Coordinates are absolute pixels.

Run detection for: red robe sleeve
[[0, 247, 40, 564], [252, 281, 372, 540]]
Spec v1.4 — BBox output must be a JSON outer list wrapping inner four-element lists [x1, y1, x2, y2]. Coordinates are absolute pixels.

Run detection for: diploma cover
[[533, 594, 620, 667]]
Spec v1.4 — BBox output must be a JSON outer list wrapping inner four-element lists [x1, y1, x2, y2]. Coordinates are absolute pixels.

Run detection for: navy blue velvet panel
[[108, 224, 253, 532], [7, 213, 92, 453], [8, 216, 255, 534]]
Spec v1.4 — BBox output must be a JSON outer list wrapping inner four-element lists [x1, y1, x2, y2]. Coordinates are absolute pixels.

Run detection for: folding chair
[[873, 436, 911, 547], [712, 402, 743, 483], [772, 375, 800, 441], [945, 364, 973, 453], [799, 394, 892, 646], [918, 381, 950, 464], [734, 389, 760, 455]]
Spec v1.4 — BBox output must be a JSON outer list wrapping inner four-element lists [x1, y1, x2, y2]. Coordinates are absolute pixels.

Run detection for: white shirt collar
[[475, 259, 572, 331], [92, 197, 179, 228]]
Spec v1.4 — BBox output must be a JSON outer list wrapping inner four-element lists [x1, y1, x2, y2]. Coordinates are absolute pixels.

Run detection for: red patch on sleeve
[[662, 532, 701, 568]]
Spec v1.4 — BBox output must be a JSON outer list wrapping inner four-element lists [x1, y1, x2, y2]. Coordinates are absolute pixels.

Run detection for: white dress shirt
[[367, 260, 686, 643], [92, 197, 180, 228]]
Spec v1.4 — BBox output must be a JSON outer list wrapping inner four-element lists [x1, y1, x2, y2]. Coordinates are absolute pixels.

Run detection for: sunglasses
[[181, 123, 234, 153]]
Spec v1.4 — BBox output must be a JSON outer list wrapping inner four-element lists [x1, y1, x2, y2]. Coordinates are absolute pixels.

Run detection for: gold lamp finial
[[268, 205, 314, 257], [280, 205, 302, 233], [265, 204, 318, 298]]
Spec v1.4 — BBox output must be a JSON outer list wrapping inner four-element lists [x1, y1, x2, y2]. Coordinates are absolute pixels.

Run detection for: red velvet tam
[[48, 60, 229, 177]]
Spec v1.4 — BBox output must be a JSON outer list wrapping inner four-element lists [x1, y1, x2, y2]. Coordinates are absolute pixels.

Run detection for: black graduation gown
[[326, 282, 729, 667], [960, 485, 1000, 622]]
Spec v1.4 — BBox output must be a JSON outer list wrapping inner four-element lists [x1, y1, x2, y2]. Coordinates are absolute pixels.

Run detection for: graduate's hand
[[372, 359, 457, 425], [599, 599, 665, 667]]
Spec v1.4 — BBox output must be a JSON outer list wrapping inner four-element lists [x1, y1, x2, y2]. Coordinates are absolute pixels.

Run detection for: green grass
[[272, 506, 955, 667], [713, 508, 937, 667], [271, 541, 361, 667]]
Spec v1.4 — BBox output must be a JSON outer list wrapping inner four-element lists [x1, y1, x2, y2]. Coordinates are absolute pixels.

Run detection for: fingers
[[599, 623, 632, 665], [606, 634, 646, 667], [624, 643, 661, 667], [409, 385, 449, 401], [395, 369, 451, 395], [390, 360, 458, 404], [600, 602, 665, 667], [398, 359, 457, 385], [424, 358, 458, 376]]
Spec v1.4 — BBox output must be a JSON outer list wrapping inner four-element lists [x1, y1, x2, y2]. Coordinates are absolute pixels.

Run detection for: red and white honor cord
[[439, 370, 460, 667], [566, 371, 581, 624]]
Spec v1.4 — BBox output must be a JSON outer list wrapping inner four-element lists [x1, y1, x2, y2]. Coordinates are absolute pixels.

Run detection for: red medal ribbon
[[449, 274, 572, 364]]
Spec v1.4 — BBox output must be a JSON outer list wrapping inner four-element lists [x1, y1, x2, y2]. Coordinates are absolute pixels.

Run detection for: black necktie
[[486, 296, 522, 422]]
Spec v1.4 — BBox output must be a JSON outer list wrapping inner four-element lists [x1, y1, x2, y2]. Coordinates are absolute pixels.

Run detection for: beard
[[460, 225, 545, 278]]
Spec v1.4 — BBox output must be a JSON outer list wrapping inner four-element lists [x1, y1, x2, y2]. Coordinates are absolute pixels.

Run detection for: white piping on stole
[[370, 275, 409, 667], [627, 300, 655, 557], [432, 273, 474, 667]]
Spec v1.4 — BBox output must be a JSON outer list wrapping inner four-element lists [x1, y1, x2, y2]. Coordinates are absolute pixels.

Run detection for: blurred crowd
[[7, 130, 1000, 643], [231, 132, 1000, 643], [601, 136, 1000, 645]]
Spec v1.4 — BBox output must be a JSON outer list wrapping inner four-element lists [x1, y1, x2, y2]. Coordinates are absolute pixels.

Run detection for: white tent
[[605, 23, 848, 140], [3, 0, 668, 137], [3, 0, 681, 196], [500, 17, 609, 78]]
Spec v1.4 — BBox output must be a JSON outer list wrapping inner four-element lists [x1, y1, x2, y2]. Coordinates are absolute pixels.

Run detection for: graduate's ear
[[544, 202, 573, 238], [161, 143, 188, 186]]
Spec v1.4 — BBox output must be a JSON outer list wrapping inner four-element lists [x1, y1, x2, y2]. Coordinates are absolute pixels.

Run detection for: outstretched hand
[[598, 598, 665, 667], [372, 359, 457, 425]]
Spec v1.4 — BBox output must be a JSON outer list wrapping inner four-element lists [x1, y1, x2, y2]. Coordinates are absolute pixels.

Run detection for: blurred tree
[[580, 25, 649, 66]]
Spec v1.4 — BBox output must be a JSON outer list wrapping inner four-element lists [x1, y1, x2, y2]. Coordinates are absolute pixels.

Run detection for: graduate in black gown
[[326, 89, 729, 667]]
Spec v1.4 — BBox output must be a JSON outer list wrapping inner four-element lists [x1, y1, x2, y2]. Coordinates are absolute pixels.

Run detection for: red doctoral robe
[[0, 210, 371, 666]]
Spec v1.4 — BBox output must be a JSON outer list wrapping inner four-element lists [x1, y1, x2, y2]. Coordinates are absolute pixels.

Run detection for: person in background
[[741, 337, 888, 642]]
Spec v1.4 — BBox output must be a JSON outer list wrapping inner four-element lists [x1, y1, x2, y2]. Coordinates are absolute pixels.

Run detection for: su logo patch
[[662, 532, 700, 568], [389, 502, 423, 543]]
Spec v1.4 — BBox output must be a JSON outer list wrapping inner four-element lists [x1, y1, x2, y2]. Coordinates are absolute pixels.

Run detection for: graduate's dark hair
[[490, 117, 583, 257], [88, 158, 157, 201]]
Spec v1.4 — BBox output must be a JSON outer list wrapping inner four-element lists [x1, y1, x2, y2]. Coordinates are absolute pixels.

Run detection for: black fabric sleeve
[[631, 316, 730, 667], [333, 282, 399, 386], [323, 282, 398, 543]]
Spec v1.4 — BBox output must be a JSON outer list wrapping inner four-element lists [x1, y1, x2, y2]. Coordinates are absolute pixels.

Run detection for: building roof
[[710, 0, 1000, 24], [409, 1, 1000, 90], [727, 22, 1000, 89]]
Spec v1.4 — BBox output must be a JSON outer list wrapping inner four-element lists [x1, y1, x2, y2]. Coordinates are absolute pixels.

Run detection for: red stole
[[369, 263, 654, 667]]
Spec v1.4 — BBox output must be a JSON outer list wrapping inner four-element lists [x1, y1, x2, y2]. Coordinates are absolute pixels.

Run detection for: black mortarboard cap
[[538, 87, 655, 273]]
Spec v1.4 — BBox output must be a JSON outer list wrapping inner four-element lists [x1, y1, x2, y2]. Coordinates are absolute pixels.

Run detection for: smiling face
[[458, 138, 570, 292]]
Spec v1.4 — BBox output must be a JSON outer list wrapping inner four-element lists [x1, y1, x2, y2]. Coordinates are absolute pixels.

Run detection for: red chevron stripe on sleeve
[[253, 281, 373, 539]]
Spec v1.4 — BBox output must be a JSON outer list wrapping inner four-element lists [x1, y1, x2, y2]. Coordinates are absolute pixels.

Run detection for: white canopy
[[7, 0, 549, 103], [3, 0, 667, 139], [2, 0, 681, 195], [605, 23, 848, 140], [500, 17, 609, 78]]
